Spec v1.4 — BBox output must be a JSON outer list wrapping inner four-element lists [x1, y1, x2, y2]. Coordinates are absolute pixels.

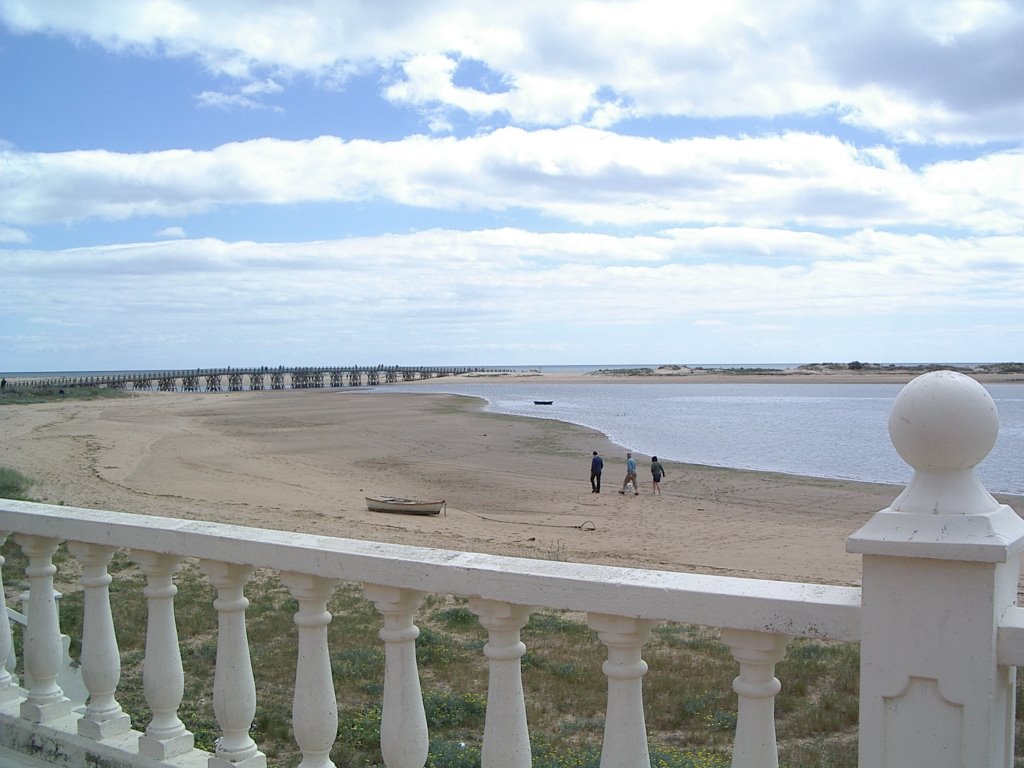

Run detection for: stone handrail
[[0, 370, 1021, 767], [0, 501, 859, 767]]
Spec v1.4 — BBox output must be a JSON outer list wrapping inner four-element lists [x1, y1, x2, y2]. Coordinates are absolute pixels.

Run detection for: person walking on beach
[[650, 456, 666, 495], [619, 452, 639, 495], [590, 451, 604, 493]]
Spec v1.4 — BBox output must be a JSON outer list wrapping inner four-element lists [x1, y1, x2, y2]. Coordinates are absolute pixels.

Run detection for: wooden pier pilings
[[7, 365, 504, 392]]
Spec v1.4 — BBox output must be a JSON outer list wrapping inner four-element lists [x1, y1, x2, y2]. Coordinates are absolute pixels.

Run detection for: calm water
[[386, 380, 1024, 496]]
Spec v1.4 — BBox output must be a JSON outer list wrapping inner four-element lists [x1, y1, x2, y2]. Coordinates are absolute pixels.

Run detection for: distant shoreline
[[454, 363, 1024, 386], [4, 362, 1022, 388]]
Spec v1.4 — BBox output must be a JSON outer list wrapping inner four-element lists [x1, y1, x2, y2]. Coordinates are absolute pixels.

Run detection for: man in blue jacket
[[590, 451, 604, 493], [619, 452, 639, 495]]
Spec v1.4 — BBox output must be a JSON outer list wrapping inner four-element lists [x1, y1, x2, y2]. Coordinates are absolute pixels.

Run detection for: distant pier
[[6, 365, 504, 392]]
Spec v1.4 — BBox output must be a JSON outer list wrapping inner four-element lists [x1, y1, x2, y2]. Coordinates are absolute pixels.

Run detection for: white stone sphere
[[888, 370, 999, 473]]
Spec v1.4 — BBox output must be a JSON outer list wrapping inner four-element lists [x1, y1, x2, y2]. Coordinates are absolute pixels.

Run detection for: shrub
[[0, 466, 32, 500]]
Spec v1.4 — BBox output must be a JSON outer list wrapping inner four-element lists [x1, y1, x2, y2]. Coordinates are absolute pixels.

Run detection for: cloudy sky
[[2, 1, 1022, 371]]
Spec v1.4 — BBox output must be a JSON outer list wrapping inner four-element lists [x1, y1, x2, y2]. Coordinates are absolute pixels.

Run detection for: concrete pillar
[[848, 370, 1024, 767], [721, 629, 788, 768], [0, 533, 18, 703], [469, 597, 533, 768], [133, 550, 194, 759], [281, 572, 339, 768], [587, 612, 654, 768], [13, 534, 71, 723], [364, 584, 428, 768], [201, 560, 265, 768], [67, 541, 131, 739]]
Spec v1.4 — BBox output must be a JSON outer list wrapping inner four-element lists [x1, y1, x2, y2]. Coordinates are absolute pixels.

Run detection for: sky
[[2, 1, 1023, 371]]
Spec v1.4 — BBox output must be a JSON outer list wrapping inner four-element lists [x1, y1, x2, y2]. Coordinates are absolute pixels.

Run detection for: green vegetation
[[0, 466, 33, 500], [0, 384, 129, 405], [800, 362, 1024, 375], [589, 367, 657, 376], [586, 362, 1024, 378]]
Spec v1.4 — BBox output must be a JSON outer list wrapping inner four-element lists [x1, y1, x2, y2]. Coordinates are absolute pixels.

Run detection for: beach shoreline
[[1, 377, 1020, 589], [451, 367, 1024, 386], [4, 364, 1023, 388]]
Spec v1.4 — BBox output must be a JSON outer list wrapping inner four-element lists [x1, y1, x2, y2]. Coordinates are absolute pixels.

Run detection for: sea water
[[387, 380, 1024, 496]]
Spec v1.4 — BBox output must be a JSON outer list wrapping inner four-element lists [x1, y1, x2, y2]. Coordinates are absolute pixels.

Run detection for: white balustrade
[[67, 541, 132, 739], [133, 549, 195, 759], [13, 533, 71, 723], [201, 560, 266, 768], [720, 629, 788, 768], [468, 597, 533, 768], [281, 571, 339, 768], [587, 612, 655, 768], [0, 370, 1019, 768], [363, 584, 429, 768], [0, 532, 18, 703]]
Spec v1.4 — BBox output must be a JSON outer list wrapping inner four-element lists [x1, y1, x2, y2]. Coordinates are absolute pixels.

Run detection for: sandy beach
[[2, 371, 1021, 588]]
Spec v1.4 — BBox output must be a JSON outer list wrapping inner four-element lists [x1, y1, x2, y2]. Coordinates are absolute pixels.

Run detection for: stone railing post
[[13, 533, 71, 723], [133, 550, 194, 759], [280, 571, 339, 768], [0, 532, 19, 703], [201, 560, 266, 768], [468, 597, 533, 768], [720, 629, 788, 768], [848, 370, 1024, 767], [587, 612, 655, 768], [364, 584, 428, 768], [67, 541, 132, 739]]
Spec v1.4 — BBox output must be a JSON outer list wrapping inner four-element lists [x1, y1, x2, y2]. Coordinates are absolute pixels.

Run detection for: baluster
[[587, 613, 655, 768], [280, 572, 339, 768], [133, 550, 194, 759], [0, 532, 19, 703], [468, 598, 532, 768], [363, 585, 428, 768], [67, 541, 132, 738], [201, 560, 265, 768], [720, 629, 788, 768], [13, 533, 71, 722]]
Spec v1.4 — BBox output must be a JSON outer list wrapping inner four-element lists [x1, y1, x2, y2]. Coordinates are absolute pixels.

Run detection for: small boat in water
[[533, 400, 554, 405], [365, 496, 446, 515]]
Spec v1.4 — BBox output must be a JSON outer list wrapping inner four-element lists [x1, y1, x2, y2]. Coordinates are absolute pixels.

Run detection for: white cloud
[[155, 226, 187, 239], [3, 130, 1022, 234], [3, 226, 1022, 366], [2, 0, 1021, 142], [6, 226, 1022, 309], [0, 223, 29, 242]]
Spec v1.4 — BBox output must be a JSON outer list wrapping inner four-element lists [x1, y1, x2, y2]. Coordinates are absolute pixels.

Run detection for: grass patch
[[0, 385, 130, 406], [0, 467, 33, 500]]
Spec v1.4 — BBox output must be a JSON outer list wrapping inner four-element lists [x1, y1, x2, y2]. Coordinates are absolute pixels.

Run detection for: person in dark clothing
[[650, 455, 667, 495], [590, 451, 604, 493]]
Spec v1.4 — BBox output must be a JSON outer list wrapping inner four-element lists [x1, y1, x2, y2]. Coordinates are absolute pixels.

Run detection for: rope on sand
[[458, 508, 596, 531]]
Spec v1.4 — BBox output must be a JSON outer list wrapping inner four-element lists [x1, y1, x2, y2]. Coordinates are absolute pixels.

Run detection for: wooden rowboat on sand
[[365, 496, 446, 516]]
